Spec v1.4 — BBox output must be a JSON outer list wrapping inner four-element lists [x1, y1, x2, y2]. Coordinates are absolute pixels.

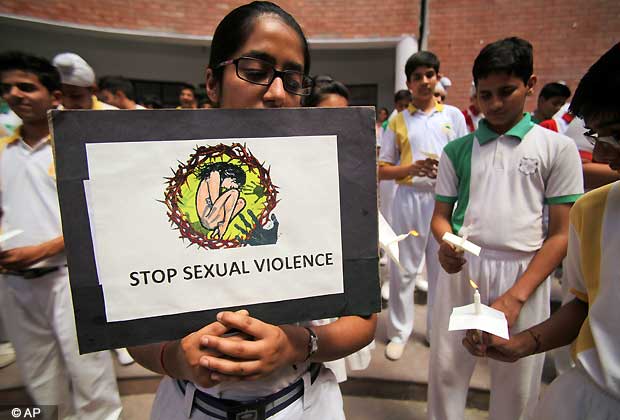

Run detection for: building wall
[[0, 21, 397, 109], [2, 0, 618, 111], [427, 0, 620, 111], [0, 0, 420, 39]]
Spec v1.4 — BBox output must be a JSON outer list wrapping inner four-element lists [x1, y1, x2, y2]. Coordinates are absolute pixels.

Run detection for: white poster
[[84, 136, 343, 322]]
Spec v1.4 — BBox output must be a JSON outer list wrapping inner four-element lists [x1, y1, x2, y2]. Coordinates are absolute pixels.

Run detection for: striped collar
[[408, 101, 444, 115], [91, 96, 108, 110], [2, 125, 50, 149], [476, 113, 535, 145]]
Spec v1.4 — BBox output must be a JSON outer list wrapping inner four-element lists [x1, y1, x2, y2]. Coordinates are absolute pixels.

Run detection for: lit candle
[[470, 279, 481, 314], [391, 229, 420, 243]]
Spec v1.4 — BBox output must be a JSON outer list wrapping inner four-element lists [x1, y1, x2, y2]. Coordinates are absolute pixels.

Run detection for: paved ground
[[2, 263, 563, 419]]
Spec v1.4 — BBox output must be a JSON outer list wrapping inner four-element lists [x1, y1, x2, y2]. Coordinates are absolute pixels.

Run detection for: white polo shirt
[[436, 113, 583, 252], [379, 102, 467, 189], [0, 127, 66, 267]]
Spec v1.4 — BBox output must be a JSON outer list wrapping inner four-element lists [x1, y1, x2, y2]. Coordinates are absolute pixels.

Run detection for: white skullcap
[[434, 83, 447, 95], [470, 81, 477, 97], [52, 53, 95, 87], [439, 76, 452, 89]]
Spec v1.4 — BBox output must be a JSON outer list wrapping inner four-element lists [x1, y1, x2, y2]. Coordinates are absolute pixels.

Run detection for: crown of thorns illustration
[[163, 143, 278, 249]]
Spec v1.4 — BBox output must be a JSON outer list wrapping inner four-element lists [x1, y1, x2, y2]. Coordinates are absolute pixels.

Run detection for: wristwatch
[[304, 327, 318, 361]]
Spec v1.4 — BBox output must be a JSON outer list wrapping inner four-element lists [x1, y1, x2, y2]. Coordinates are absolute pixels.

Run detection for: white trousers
[[387, 186, 439, 343], [378, 179, 396, 225], [150, 366, 345, 420], [530, 365, 620, 420], [0, 269, 122, 420], [428, 249, 550, 420]]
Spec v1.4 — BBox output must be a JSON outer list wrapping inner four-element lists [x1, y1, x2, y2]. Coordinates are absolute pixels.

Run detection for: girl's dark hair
[[197, 162, 246, 186], [570, 43, 620, 122], [473, 37, 533, 86], [0, 51, 61, 92], [208, 1, 310, 82], [303, 75, 349, 107]]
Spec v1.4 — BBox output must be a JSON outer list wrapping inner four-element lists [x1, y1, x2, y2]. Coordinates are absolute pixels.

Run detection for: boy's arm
[[463, 297, 588, 361], [432, 201, 467, 273], [432, 151, 466, 273], [466, 209, 588, 357], [379, 161, 436, 181], [377, 120, 434, 181], [583, 162, 620, 190], [0, 236, 65, 270], [491, 203, 572, 328]]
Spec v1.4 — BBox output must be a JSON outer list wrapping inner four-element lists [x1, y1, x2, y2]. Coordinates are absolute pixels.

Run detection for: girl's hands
[[198, 311, 307, 383], [171, 309, 249, 388]]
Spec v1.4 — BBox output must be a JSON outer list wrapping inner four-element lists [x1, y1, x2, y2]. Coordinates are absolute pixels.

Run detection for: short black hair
[[539, 82, 571, 101], [303, 75, 349, 107], [0, 51, 61, 92], [197, 162, 246, 186], [394, 89, 412, 103], [142, 94, 162, 109], [99, 75, 135, 101], [180, 83, 196, 95], [473, 37, 533, 86], [570, 43, 620, 122], [208, 1, 310, 83], [405, 51, 440, 81]]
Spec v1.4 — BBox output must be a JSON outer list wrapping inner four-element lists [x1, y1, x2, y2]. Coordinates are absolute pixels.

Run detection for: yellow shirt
[[567, 181, 620, 398]]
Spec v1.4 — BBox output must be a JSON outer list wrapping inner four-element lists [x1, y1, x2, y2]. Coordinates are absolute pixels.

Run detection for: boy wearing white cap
[[52, 52, 116, 110], [0, 51, 122, 419]]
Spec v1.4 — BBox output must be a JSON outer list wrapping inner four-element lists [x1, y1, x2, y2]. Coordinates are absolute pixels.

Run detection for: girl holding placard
[[129, 3, 377, 419]]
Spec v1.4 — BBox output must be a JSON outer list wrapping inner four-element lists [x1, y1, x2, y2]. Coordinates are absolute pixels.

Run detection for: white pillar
[[395, 36, 418, 92]]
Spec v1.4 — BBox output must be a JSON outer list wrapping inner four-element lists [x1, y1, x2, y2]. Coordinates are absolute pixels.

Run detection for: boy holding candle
[[463, 42, 620, 420], [378, 51, 467, 360], [428, 37, 583, 420]]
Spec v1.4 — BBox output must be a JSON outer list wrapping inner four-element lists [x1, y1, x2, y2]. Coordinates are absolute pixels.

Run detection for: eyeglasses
[[216, 57, 313, 96], [584, 129, 620, 150], [0, 82, 39, 96]]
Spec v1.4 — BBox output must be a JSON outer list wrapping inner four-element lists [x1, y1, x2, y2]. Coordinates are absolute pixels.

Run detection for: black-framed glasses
[[584, 129, 620, 150], [0, 82, 38, 96], [216, 57, 313, 96]]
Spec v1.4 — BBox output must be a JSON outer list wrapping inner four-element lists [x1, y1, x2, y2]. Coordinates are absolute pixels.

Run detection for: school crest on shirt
[[163, 143, 279, 250], [518, 157, 539, 175], [441, 122, 454, 136]]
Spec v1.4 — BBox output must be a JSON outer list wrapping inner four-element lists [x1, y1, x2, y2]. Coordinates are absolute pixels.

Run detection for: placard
[[50, 107, 380, 353]]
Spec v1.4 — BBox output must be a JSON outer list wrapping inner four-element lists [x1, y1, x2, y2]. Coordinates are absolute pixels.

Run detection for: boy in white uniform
[[379, 51, 467, 360], [429, 37, 583, 420], [462, 42, 620, 419], [0, 51, 122, 419]]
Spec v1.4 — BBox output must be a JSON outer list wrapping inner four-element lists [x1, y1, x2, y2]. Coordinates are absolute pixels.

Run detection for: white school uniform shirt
[[565, 181, 620, 400], [378, 102, 467, 189], [435, 113, 583, 252], [0, 127, 66, 267]]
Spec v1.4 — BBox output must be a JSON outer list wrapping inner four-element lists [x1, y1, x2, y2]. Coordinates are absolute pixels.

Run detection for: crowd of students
[[0, 1, 619, 419]]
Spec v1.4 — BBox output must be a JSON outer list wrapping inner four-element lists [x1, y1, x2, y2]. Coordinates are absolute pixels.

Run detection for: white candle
[[474, 289, 481, 314]]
